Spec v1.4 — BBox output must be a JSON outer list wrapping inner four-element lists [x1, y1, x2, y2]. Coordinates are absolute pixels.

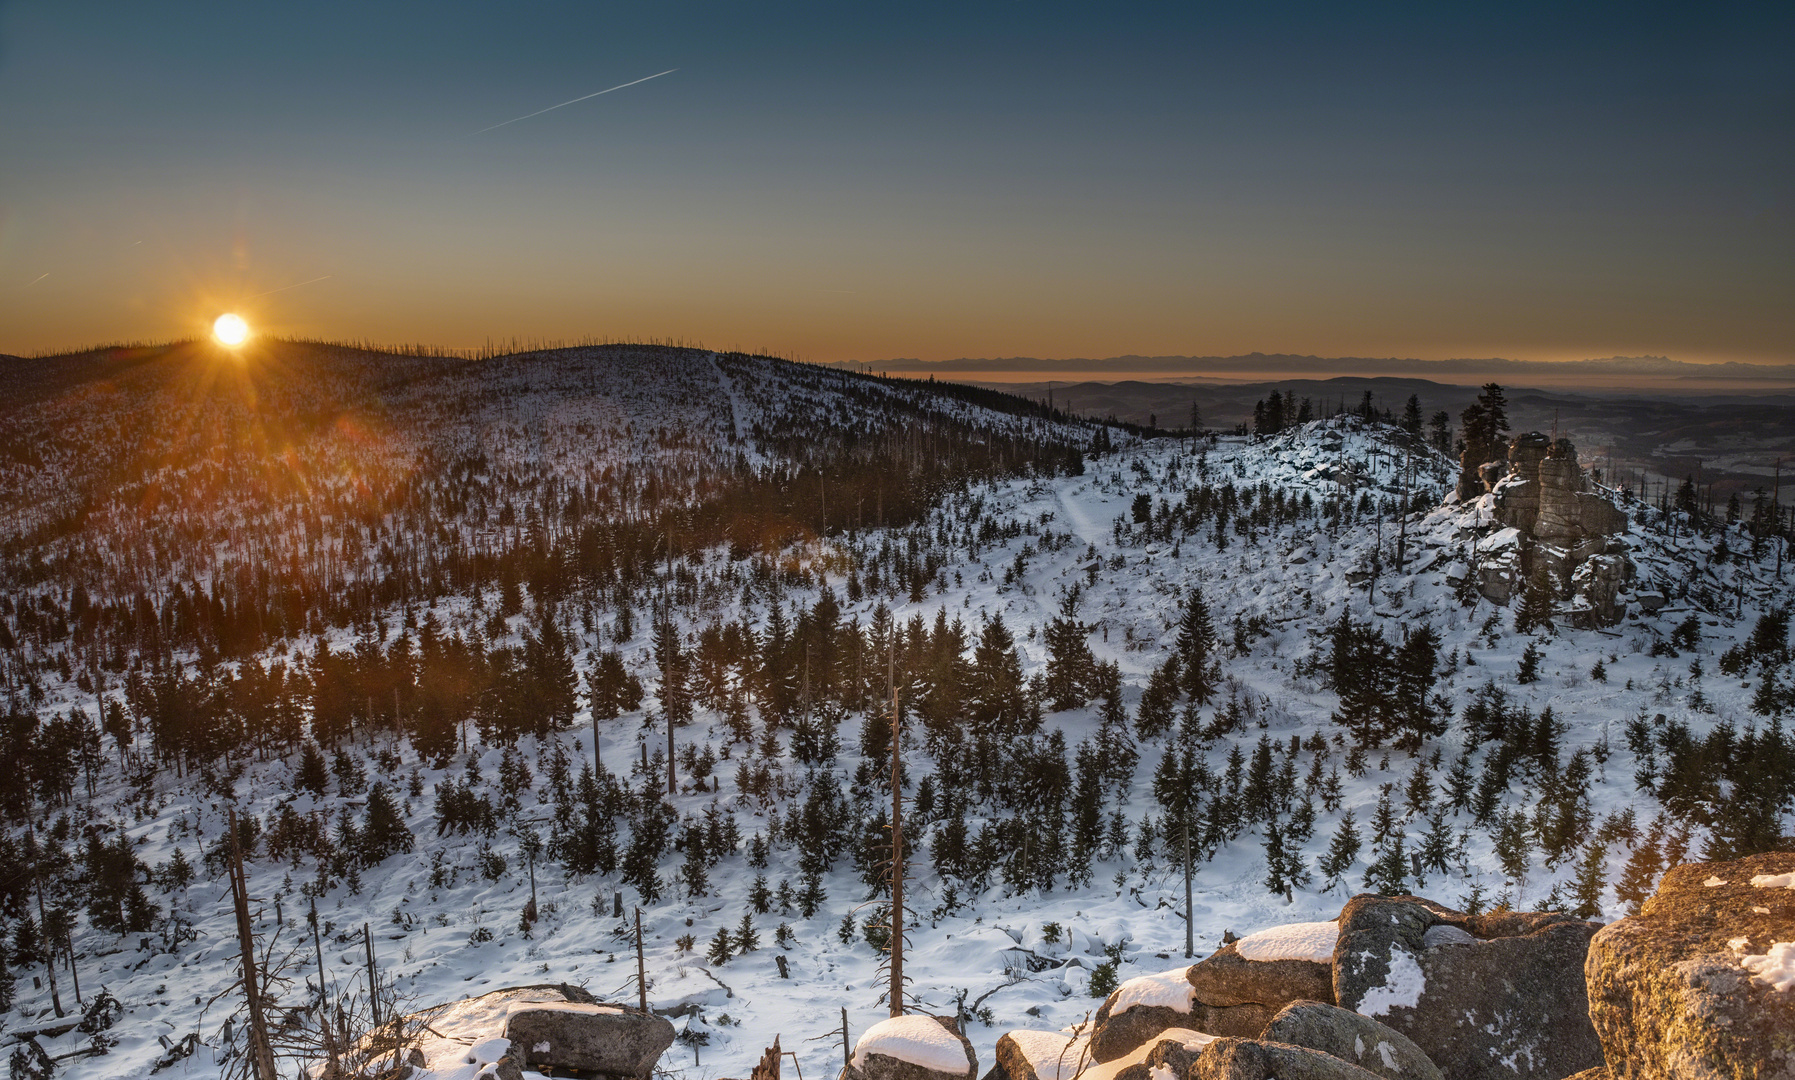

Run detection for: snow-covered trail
[[1056, 481, 1109, 546], [710, 352, 750, 442]]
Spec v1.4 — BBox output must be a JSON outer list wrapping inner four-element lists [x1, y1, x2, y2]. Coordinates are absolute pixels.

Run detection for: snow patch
[[1422, 924, 1476, 948], [1234, 920, 1337, 962], [1108, 968, 1196, 1016], [852, 1016, 971, 1075], [1377, 1041, 1398, 1069], [1739, 942, 1795, 993], [1358, 949, 1426, 1017], [1750, 872, 1795, 890], [469, 1037, 510, 1064], [1704, 876, 1728, 887]]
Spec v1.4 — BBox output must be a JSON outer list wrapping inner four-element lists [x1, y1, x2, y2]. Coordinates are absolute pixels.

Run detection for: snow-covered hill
[[0, 351, 1789, 1080]]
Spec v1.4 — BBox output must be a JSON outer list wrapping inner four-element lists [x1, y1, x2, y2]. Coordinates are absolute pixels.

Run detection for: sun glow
[[213, 313, 249, 346]]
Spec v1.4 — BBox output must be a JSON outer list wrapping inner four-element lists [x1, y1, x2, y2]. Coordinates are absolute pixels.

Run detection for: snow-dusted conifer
[[1318, 809, 1360, 891]]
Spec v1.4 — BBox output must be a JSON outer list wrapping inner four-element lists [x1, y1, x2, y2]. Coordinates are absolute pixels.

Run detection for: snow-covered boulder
[[394, 985, 672, 1080], [401, 984, 597, 1080], [1586, 852, 1795, 1080], [1090, 924, 1336, 1061], [1088, 967, 1202, 1061], [1071, 1028, 1215, 1080], [1258, 1001, 1441, 1080], [1189, 1037, 1386, 1080], [1332, 895, 1602, 1080], [989, 1029, 1089, 1080], [849, 1014, 977, 1080], [503, 1001, 674, 1077]]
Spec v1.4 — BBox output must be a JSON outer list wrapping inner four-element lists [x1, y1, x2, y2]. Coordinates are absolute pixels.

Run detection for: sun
[[213, 313, 249, 347]]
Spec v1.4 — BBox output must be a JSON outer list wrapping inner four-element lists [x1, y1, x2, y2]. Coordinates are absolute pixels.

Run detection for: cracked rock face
[[1585, 852, 1795, 1080], [1332, 895, 1603, 1080]]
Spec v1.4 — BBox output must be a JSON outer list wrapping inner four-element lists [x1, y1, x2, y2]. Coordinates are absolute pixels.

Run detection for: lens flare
[[213, 313, 249, 346]]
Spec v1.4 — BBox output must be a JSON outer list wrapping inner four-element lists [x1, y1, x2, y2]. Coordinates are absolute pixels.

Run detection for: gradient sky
[[1, 2, 1790, 363]]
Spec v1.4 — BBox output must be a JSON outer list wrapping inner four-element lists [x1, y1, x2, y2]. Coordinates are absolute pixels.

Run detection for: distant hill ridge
[[851, 353, 1795, 381]]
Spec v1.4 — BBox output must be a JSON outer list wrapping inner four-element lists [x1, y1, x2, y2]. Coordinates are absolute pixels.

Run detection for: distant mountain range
[[840, 354, 1795, 385]]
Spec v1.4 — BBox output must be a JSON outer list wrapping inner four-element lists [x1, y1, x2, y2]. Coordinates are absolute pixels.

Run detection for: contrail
[[24, 273, 48, 288], [471, 68, 677, 135], [250, 274, 332, 298]]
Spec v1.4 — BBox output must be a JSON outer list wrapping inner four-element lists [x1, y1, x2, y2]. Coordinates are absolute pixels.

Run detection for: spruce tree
[[1242, 736, 1276, 824], [1402, 758, 1434, 817], [1493, 807, 1531, 884], [734, 912, 760, 953], [1391, 625, 1443, 750], [1044, 593, 1098, 711], [1444, 752, 1475, 816], [1318, 810, 1361, 891], [1135, 657, 1180, 740], [1363, 829, 1408, 896], [1416, 811, 1455, 883], [1570, 842, 1608, 919], [1515, 570, 1555, 636], [296, 742, 328, 796], [1516, 642, 1543, 685], [1175, 588, 1220, 705], [359, 783, 414, 865], [1615, 817, 1665, 913], [705, 925, 733, 965]]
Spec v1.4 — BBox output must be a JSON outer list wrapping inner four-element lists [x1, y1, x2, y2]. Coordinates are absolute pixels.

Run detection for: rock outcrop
[[1471, 434, 1631, 621], [1332, 895, 1604, 1080], [1191, 1037, 1387, 1080], [1568, 554, 1628, 629], [1585, 851, 1795, 1079], [384, 984, 678, 1080], [1006, 897, 1611, 1080], [1259, 1001, 1442, 1080], [503, 1002, 675, 1077], [849, 1014, 977, 1080], [1090, 942, 1334, 1060]]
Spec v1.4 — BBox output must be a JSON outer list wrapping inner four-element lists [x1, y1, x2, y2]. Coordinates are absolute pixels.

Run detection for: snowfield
[[0, 350, 1789, 1080]]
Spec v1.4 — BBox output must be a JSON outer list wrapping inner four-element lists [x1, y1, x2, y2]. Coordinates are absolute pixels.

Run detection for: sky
[[1, 2, 1790, 365]]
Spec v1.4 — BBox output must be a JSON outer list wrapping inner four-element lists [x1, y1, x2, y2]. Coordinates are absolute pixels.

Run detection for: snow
[[1421, 924, 1476, 948], [1005, 1029, 1091, 1080], [1704, 876, 1728, 887], [1108, 967, 1197, 1016], [1738, 942, 1795, 993], [852, 1016, 972, 1075], [1356, 949, 1427, 1017], [469, 1037, 510, 1064], [1750, 872, 1795, 890], [1476, 527, 1522, 553], [1233, 920, 1337, 962]]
